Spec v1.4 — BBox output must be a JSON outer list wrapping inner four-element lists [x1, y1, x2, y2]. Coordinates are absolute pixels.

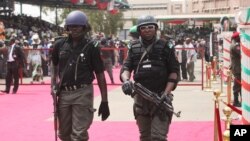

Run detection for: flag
[[107, 0, 114, 11], [96, 0, 109, 10], [109, 8, 119, 15], [71, 0, 79, 4], [97, 2, 108, 10], [85, 0, 93, 5], [108, 0, 119, 15]]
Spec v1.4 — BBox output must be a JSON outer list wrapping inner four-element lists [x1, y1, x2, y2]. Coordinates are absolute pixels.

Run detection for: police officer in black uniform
[[230, 32, 241, 107], [51, 10, 110, 141], [120, 15, 179, 141]]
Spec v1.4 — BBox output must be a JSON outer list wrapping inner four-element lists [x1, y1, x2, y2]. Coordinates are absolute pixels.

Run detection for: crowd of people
[[0, 14, 63, 80]]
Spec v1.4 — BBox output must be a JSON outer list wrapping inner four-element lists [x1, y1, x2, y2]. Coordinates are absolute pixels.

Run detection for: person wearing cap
[[27, 34, 45, 77], [51, 10, 110, 141], [230, 31, 241, 107], [1, 38, 25, 94], [120, 15, 179, 141]]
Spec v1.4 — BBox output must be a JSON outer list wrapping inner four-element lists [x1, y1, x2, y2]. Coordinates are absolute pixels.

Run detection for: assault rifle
[[133, 83, 181, 117]]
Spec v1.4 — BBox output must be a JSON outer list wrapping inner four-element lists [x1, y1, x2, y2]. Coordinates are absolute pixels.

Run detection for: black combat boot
[[233, 93, 241, 107]]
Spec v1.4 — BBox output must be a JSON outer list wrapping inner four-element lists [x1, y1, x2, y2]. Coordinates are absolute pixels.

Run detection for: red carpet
[[89, 121, 213, 141], [0, 84, 214, 141], [0, 83, 119, 141], [0, 68, 214, 141]]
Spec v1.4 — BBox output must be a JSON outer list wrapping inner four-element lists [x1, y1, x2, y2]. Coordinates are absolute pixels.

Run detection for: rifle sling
[[56, 40, 92, 92]]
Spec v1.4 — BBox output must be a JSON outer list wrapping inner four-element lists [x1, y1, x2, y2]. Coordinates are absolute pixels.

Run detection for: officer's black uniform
[[51, 37, 105, 141], [52, 38, 104, 87], [121, 15, 179, 141], [51, 10, 109, 141], [230, 32, 241, 107], [124, 39, 179, 93]]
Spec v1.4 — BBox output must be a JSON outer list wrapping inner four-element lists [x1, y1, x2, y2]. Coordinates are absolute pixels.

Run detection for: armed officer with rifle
[[51, 10, 110, 141], [120, 15, 180, 141]]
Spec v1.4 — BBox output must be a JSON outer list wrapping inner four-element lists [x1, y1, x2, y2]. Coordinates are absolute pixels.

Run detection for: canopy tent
[[8, 0, 130, 25], [156, 14, 235, 23], [14, 0, 130, 9]]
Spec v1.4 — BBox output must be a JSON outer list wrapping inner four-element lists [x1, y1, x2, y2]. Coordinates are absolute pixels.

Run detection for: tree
[[88, 10, 124, 37], [42, 6, 70, 26], [131, 18, 137, 26], [41, 7, 124, 36]]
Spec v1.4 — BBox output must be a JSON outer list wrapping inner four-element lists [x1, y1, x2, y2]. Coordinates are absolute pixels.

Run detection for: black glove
[[98, 101, 110, 121], [161, 92, 174, 104], [51, 85, 59, 96], [122, 80, 133, 95]]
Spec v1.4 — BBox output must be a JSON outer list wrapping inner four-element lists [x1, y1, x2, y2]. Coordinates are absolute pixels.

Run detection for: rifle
[[51, 86, 58, 141], [133, 82, 181, 117], [50, 38, 92, 141]]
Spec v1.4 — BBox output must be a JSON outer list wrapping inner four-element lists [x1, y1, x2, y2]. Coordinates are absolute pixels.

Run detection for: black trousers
[[5, 62, 19, 93], [233, 74, 241, 102], [180, 61, 187, 79]]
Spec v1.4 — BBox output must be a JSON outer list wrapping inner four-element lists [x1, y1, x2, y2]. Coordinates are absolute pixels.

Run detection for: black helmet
[[137, 15, 158, 31], [65, 10, 88, 26]]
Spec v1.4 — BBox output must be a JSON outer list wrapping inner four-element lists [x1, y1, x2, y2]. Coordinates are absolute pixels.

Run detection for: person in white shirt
[[1, 38, 25, 94], [175, 38, 188, 81], [27, 34, 46, 78], [185, 38, 197, 82]]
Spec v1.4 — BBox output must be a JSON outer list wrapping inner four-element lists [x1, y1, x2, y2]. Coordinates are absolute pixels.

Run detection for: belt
[[7, 61, 16, 63], [61, 84, 89, 91]]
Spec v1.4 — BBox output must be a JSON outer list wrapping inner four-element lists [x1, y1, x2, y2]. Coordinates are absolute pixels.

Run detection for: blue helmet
[[65, 10, 88, 26]]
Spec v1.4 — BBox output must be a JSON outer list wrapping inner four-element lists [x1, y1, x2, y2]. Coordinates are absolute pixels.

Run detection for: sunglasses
[[139, 25, 155, 31]]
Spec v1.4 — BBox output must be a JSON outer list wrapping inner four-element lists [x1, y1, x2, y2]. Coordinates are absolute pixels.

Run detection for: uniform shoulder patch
[[161, 39, 174, 49], [157, 39, 171, 49], [93, 40, 99, 48], [168, 41, 174, 49], [127, 42, 132, 49], [130, 40, 140, 48]]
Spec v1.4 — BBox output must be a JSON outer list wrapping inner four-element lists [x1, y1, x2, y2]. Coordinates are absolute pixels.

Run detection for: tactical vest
[[130, 39, 171, 93]]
